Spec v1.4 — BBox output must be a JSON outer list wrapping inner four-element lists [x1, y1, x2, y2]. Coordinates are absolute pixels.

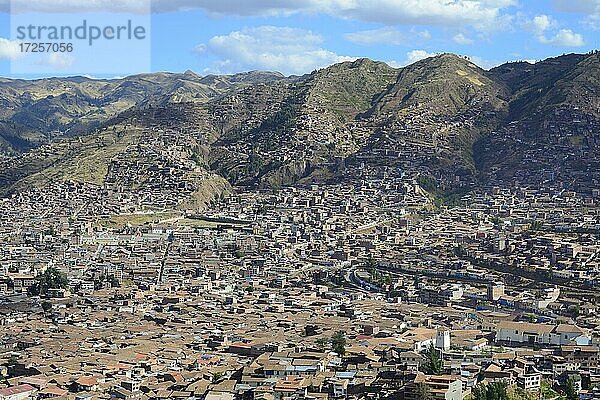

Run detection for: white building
[[436, 330, 451, 352], [496, 322, 591, 346], [517, 373, 542, 391]]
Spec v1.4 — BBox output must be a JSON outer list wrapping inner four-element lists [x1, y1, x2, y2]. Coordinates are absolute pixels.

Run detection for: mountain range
[[0, 51, 598, 207]]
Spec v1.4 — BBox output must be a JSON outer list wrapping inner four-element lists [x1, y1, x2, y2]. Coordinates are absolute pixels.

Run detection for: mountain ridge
[[0, 70, 289, 154], [1, 51, 598, 206]]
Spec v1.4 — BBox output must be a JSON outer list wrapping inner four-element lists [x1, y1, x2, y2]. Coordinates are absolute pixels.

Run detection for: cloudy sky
[[0, 0, 599, 77]]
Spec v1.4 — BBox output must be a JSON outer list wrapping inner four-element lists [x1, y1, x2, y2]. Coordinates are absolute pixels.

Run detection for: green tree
[[529, 220, 544, 231], [212, 371, 224, 382], [472, 381, 509, 400], [29, 267, 68, 296], [491, 216, 503, 225], [568, 305, 580, 318], [414, 383, 433, 400], [423, 344, 443, 375], [472, 383, 486, 400], [107, 275, 120, 288], [233, 246, 244, 259], [316, 337, 329, 351], [509, 387, 536, 400], [190, 152, 206, 167], [331, 331, 347, 356], [491, 381, 510, 400], [94, 275, 105, 290], [581, 375, 591, 390], [41, 301, 53, 315], [366, 254, 377, 269], [383, 275, 392, 285], [565, 376, 579, 400], [417, 175, 438, 193]]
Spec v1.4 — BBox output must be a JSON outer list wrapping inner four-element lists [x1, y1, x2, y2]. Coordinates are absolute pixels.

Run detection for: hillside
[[208, 58, 399, 187], [0, 71, 286, 154], [477, 52, 600, 191], [347, 54, 509, 196], [0, 104, 231, 210], [1, 52, 599, 206]]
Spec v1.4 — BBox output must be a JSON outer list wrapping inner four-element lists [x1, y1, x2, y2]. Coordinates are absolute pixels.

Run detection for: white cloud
[[552, 0, 600, 13], [539, 29, 585, 47], [468, 55, 501, 69], [197, 26, 355, 75], [193, 43, 207, 53], [3, 0, 517, 31], [388, 49, 437, 67], [405, 49, 437, 64], [344, 27, 407, 45], [5, 0, 147, 13], [527, 14, 555, 35], [552, 0, 600, 30], [33, 52, 76, 69], [417, 30, 432, 40], [453, 33, 474, 45], [0, 38, 21, 60], [525, 14, 585, 47], [587, 13, 600, 29], [46, 53, 76, 69], [328, 0, 516, 31], [344, 27, 432, 45]]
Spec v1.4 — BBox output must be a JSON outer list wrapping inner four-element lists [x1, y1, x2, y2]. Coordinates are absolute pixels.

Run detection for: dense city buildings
[[1, 52, 599, 399]]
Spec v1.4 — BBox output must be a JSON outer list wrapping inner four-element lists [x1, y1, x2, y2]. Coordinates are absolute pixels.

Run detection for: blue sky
[[0, 0, 599, 78]]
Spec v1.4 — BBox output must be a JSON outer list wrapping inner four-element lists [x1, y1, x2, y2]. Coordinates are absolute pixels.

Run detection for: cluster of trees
[[230, 244, 245, 259], [471, 379, 581, 400], [472, 381, 511, 400], [418, 353, 582, 400], [412, 372, 537, 400], [416, 366, 581, 400], [254, 102, 298, 147], [189, 151, 206, 167], [212, 371, 224, 383], [28, 267, 68, 296], [93, 274, 120, 290], [417, 175, 438, 193], [366, 267, 392, 286], [316, 331, 347, 356], [41, 301, 53, 315], [365, 255, 392, 287]]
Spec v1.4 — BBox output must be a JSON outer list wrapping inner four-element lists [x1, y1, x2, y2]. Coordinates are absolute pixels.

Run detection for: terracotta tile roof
[[39, 386, 69, 396], [275, 377, 305, 391], [497, 321, 554, 334], [75, 376, 98, 386], [230, 342, 252, 348], [554, 324, 585, 334], [0, 384, 36, 397]]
